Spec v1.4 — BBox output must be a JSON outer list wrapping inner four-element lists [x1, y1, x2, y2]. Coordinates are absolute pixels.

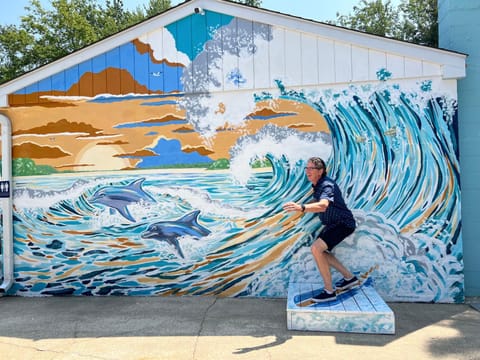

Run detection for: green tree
[[399, 0, 437, 47], [336, 0, 400, 38], [0, 0, 261, 84], [334, 0, 437, 47], [120, 0, 171, 25], [235, 0, 262, 6], [141, 0, 172, 18], [207, 158, 230, 170], [12, 158, 57, 176], [0, 25, 35, 82], [21, 0, 100, 63], [96, 0, 133, 38], [0, 0, 171, 84], [0, 0, 108, 82]]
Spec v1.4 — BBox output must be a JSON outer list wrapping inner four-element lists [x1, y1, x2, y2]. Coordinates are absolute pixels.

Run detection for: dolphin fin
[[177, 210, 201, 223], [116, 206, 136, 222], [177, 210, 211, 236], [167, 237, 184, 258], [127, 178, 156, 202]]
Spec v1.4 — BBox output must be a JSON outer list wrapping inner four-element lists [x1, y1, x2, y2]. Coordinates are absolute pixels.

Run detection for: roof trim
[[213, 0, 466, 79], [0, 0, 467, 94]]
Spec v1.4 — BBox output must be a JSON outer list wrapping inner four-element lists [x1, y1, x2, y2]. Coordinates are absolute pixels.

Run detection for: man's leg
[[311, 238, 333, 292], [324, 252, 354, 280]]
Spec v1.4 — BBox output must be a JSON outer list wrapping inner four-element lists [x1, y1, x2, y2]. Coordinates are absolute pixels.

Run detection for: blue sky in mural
[[115, 119, 188, 129], [166, 11, 233, 61], [135, 138, 212, 168], [18, 42, 182, 95]]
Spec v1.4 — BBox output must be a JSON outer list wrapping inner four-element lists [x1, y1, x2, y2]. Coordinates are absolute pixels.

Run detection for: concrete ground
[[0, 296, 479, 360]]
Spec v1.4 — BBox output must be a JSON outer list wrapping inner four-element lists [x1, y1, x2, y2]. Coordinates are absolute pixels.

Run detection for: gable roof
[[0, 0, 467, 96]]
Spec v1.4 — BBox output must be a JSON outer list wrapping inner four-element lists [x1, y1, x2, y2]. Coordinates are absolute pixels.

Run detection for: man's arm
[[283, 199, 329, 213], [303, 199, 329, 213]]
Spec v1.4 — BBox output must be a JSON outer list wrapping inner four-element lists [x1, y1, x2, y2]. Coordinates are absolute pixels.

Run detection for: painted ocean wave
[[10, 82, 463, 302]]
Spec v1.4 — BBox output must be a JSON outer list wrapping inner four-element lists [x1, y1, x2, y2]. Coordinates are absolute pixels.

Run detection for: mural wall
[[0, 10, 463, 302]]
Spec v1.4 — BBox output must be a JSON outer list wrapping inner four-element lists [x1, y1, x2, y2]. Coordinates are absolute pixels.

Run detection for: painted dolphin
[[89, 178, 155, 222], [141, 210, 211, 258]]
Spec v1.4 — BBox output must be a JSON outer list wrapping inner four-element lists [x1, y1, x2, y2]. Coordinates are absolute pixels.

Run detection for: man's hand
[[283, 202, 302, 212]]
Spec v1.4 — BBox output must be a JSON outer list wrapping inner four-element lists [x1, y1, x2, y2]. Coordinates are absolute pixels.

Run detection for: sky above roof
[[1, 0, 400, 27]]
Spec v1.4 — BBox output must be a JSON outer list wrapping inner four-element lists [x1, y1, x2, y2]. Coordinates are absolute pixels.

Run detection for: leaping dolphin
[[89, 178, 156, 222], [141, 210, 211, 258]]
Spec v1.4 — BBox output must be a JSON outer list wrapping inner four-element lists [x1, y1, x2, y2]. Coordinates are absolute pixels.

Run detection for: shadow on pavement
[[0, 295, 478, 358]]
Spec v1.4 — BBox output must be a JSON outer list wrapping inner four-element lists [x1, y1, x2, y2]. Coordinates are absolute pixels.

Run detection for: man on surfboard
[[283, 157, 358, 302]]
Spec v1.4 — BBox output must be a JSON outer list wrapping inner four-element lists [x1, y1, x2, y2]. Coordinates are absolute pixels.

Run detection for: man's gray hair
[[308, 157, 327, 175]]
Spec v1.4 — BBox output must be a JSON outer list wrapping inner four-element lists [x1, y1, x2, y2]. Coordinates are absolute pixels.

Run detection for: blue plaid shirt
[[312, 176, 356, 229]]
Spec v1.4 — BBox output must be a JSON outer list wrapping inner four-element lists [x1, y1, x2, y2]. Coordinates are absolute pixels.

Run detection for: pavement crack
[[192, 296, 217, 359]]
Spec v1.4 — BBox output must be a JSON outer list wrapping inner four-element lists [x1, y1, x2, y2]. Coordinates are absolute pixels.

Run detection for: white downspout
[[0, 114, 13, 295]]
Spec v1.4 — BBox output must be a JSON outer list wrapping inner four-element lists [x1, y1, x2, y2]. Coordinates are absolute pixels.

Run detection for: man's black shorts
[[318, 224, 355, 251]]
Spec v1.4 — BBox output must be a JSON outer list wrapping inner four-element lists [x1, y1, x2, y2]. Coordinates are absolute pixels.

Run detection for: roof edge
[[0, 0, 467, 94]]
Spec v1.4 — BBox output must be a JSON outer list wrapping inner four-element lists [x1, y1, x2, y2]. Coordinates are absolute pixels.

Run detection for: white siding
[[335, 42, 352, 83], [386, 54, 405, 79], [422, 61, 442, 77], [317, 38, 335, 84], [369, 49, 387, 80], [301, 34, 319, 85], [285, 30, 302, 85], [351, 46, 369, 82], [405, 58, 423, 78], [270, 27, 286, 83]]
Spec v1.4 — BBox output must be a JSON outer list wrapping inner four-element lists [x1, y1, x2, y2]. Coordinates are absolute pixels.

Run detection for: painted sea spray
[[229, 124, 332, 186], [89, 178, 212, 258]]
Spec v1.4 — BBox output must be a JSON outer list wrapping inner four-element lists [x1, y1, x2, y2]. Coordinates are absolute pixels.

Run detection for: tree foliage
[[336, 0, 400, 38], [399, 0, 438, 47], [0, 25, 35, 81], [1, 0, 437, 86], [134, 0, 173, 19], [335, 0, 437, 47], [12, 158, 57, 176], [0, 0, 262, 84], [0, 0, 171, 84], [236, 0, 262, 6]]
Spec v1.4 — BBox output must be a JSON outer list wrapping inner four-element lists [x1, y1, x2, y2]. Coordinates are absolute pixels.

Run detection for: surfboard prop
[[294, 265, 379, 307]]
